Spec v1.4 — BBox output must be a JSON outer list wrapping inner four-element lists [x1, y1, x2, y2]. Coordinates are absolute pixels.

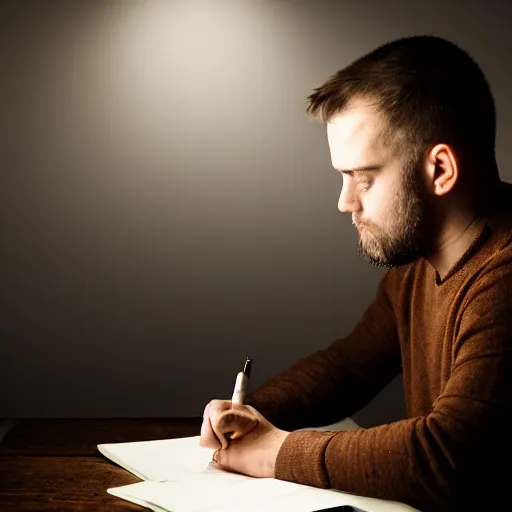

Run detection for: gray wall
[[1, 0, 511, 426]]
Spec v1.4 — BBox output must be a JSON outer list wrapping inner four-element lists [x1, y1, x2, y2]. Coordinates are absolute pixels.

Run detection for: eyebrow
[[335, 165, 382, 175]]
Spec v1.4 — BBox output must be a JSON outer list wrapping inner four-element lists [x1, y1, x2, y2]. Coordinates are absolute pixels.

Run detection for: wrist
[[270, 429, 290, 476]]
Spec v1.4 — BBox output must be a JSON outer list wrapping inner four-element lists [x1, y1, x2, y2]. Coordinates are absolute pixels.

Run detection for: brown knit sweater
[[247, 183, 512, 512]]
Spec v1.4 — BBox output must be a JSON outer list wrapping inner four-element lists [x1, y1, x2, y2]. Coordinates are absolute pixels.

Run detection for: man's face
[[327, 100, 429, 267]]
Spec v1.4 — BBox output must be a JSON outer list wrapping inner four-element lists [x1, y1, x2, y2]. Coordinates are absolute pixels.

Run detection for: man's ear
[[426, 144, 459, 196]]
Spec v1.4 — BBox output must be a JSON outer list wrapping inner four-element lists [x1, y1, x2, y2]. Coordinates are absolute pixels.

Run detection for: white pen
[[231, 357, 252, 405]]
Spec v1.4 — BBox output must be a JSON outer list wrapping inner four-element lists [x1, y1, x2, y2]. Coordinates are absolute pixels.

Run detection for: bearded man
[[200, 35, 512, 512]]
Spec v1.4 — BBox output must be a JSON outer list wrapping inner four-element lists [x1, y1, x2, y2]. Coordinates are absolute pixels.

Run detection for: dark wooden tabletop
[[0, 418, 202, 511]]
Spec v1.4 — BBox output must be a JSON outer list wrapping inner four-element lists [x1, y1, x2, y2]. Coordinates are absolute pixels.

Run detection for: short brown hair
[[307, 36, 497, 171]]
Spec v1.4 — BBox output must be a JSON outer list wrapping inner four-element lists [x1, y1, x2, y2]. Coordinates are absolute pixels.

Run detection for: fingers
[[212, 443, 233, 471], [200, 400, 259, 450], [211, 437, 250, 475], [200, 403, 221, 449], [199, 400, 233, 449]]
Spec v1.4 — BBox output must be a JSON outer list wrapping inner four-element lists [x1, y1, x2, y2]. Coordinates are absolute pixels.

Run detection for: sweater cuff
[[275, 430, 339, 488]]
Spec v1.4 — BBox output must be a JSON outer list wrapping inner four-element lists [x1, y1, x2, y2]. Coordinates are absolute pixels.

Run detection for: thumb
[[217, 408, 258, 443]]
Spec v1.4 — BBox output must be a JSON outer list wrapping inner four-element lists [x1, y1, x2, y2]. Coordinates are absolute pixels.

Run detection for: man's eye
[[358, 180, 373, 191]]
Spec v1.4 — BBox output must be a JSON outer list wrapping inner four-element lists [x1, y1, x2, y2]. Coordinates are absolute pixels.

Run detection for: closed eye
[[336, 165, 382, 177]]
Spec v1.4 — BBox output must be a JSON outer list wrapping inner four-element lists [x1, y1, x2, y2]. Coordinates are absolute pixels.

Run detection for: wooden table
[[0, 418, 202, 511]]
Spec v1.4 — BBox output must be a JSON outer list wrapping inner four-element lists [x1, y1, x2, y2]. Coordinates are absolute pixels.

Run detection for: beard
[[354, 160, 429, 268]]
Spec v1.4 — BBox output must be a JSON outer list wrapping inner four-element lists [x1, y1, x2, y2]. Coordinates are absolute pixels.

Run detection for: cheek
[[361, 182, 389, 220], [363, 176, 404, 224]]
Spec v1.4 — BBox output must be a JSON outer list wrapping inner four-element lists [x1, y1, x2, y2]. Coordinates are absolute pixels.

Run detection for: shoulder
[[465, 255, 512, 306], [457, 248, 512, 344], [470, 188, 512, 299]]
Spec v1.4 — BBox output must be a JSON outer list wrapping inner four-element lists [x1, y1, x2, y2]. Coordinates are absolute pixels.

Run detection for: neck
[[425, 206, 487, 281]]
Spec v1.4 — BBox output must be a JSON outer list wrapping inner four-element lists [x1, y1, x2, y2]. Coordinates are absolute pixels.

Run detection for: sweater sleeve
[[274, 270, 512, 512], [245, 271, 402, 431]]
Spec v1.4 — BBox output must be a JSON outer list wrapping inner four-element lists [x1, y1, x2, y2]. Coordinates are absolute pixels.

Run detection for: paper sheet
[[109, 478, 421, 512], [100, 434, 421, 512], [98, 435, 218, 482]]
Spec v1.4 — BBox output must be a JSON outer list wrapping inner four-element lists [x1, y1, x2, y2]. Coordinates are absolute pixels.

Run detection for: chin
[[358, 236, 422, 268]]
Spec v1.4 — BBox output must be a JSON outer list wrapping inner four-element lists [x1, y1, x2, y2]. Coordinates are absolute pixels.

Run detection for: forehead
[[326, 101, 390, 169]]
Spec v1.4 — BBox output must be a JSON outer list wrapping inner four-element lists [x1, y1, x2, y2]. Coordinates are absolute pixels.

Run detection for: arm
[[275, 272, 512, 512], [246, 271, 402, 431]]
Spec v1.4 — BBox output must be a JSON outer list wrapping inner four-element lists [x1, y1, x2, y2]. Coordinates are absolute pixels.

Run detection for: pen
[[231, 357, 252, 405]]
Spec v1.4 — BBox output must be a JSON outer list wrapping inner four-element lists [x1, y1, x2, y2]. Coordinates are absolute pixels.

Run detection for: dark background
[[1, 0, 511, 426]]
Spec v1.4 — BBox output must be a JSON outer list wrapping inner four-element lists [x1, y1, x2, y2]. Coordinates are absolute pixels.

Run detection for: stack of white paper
[[98, 434, 421, 512]]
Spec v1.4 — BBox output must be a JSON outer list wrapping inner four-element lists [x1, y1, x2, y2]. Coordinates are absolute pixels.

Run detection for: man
[[200, 36, 512, 512]]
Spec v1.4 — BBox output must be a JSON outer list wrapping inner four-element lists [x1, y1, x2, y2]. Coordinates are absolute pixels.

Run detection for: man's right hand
[[199, 399, 258, 450]]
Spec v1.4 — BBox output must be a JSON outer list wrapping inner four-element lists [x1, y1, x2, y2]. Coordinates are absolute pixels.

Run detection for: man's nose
[[338, 181, 361, 213]]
